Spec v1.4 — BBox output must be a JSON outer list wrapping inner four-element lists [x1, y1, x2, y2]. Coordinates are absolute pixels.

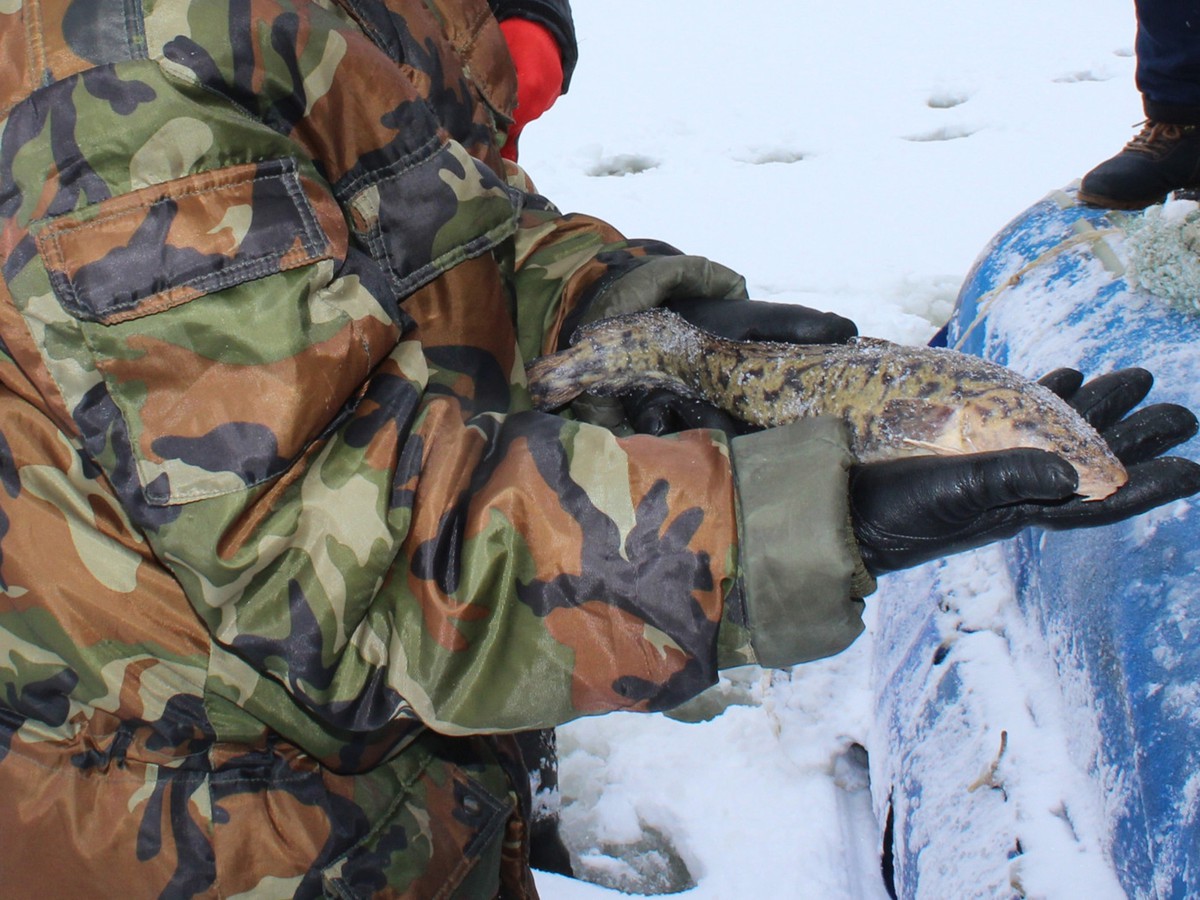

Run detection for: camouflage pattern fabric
[[0, 0, 867, 896]]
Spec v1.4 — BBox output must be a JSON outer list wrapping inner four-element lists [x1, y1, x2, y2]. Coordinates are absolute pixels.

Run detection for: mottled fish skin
[[526, 308, 1128, 500]]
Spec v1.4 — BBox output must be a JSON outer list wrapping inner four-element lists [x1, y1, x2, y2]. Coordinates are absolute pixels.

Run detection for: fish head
[[956, 387, 1128, 501]]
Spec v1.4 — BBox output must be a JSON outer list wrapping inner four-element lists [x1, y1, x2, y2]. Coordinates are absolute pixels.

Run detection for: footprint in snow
[[902, 124, 978, 143], [735, 148, 807, 165], [1053, 69, 1113, 83]]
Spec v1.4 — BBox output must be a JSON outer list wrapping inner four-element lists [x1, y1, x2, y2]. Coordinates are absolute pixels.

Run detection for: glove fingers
[[665, 297, 857, 344], [625, 388, 742, 436], [960, 448, 1080, 507], [849, 450, 1077, 576], [852, 450, 1078, 514], [1066, 368, 1154, 429], [1038, 368, 1084, 398], [1101, 403, 1199, 464], [743, 302, 858, 344], [1037, 457, 1200, 530]]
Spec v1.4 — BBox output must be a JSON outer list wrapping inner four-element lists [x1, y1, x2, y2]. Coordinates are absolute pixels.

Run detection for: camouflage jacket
[[0, 1, 871, 897]]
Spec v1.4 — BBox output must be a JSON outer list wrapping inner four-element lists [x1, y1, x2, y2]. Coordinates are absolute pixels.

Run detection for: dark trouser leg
[[1135, 0, 1200, 123], [514, 728, 573, 876], [1079, 3, 1200, 208]]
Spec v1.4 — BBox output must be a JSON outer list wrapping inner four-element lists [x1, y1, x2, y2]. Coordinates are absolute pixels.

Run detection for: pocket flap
[[35, 157, 345, 324]]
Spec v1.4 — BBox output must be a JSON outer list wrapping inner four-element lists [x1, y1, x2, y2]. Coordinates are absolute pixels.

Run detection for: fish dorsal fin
[[851, 336, 896, 350]]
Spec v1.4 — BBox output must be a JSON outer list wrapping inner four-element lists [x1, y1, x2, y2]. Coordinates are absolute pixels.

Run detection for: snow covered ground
[[516, 2, 1150, 896]]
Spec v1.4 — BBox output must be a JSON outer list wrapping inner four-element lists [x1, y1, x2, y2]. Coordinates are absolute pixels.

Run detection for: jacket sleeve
[[0, 4, 869, 753], [488, 0, 578, 90]]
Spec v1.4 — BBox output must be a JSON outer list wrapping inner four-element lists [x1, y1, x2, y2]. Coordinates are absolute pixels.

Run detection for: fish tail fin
[[525, 350, 590, 410]]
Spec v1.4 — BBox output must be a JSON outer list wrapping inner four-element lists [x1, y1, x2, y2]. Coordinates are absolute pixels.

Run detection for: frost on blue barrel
[[869, 187, 1200, 900]]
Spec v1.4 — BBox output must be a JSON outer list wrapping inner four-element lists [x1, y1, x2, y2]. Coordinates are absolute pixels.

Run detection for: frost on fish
[[525, 309, 1127, 500]]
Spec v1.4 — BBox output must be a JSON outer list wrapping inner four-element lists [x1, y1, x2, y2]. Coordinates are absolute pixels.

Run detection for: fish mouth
[[1076, 464, 1128, 502]]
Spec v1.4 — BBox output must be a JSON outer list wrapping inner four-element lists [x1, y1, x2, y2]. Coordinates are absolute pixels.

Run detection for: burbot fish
[[525, 308, 1127, 500]]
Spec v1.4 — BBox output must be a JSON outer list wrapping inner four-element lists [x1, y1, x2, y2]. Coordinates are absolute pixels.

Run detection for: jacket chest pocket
[[25, 158, 395, 509]]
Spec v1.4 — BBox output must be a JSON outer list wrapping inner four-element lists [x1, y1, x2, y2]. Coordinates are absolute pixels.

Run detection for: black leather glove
[[1036, 366, 1197, 462], [624, 387, 747, 436], [626, 298, 858, 436], [664, 296, 858, 344], [851, 369, 1200, 576]]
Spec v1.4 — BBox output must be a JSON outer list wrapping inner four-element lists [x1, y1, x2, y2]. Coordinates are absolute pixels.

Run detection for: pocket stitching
[[35, 158, 332, 325]]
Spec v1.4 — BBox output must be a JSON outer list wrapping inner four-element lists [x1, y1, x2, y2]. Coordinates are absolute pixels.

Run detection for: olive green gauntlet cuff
[[577, 254, 749, 328], [727, 417, 876, 669]]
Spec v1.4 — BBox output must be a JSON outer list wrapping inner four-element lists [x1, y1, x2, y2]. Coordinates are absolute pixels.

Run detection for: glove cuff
[[728, 418, 874, 668], [572, 255, 748, 341]]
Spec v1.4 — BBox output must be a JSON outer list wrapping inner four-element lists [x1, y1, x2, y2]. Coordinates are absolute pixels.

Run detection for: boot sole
[[1076, 188, 1170, 210]]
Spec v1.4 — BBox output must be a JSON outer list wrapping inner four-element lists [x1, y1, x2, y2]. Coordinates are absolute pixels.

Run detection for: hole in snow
[[571, 822, 696, 894], [927, 91, 970, 109], [586, 154, 660, 177]]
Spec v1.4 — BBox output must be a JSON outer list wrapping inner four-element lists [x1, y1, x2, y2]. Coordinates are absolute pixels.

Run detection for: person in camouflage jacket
[[0, 1, 872, 895], [2, 2, 1199, 898]]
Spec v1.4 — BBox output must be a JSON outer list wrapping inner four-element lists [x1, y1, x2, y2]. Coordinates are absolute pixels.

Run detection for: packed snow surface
[[515, 1, 1158, 896]]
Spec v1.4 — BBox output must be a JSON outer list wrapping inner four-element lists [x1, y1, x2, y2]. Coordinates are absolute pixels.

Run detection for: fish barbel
[[525, 308, 1127, 500]]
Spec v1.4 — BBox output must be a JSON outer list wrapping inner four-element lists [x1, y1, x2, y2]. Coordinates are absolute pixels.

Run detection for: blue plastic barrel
[[870, 187, 1200, 899]]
